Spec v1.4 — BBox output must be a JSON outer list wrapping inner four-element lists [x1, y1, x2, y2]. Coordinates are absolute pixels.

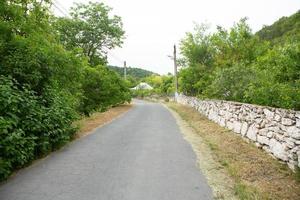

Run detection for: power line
[[51, 1, 127, 69], [103, 47, 124, 64], [107, 51, 124, 64], [53, 0, 69, 14], [104, 47, 127, 79], [52, 4, 68, 17], [52, 0, 70, 17]]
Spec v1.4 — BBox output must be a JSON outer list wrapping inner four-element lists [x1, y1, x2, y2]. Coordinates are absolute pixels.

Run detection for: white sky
[[53, 0, 300, 74]]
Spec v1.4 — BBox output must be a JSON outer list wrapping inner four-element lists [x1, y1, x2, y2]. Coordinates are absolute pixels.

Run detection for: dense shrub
[[131, 89, 154, 98], [256, 11, 300, 44], [80, 66, 131, 115], [141, 75, 175, 96], [0, 0, 131, 181], [204, 64, 255, 101], [0, 77, 37, 180], [244, 43, 300, 109], [178, 17, 300, 110], [0, 76, 77, 180]]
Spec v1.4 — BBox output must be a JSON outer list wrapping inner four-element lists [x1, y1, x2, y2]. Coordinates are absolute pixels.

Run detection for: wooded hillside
[[256, 10, 300, 43], [109, 65, 157, 79]]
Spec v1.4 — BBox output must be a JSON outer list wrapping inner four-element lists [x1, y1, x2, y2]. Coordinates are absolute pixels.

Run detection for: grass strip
[[168, 102, 300, 200]]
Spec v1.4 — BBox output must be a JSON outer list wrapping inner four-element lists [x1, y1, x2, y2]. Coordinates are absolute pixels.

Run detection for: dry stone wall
[[175, 94, 300, 170]]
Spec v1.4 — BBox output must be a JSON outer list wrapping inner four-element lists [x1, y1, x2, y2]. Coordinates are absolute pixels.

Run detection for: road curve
[[0, 100, 212, 200]]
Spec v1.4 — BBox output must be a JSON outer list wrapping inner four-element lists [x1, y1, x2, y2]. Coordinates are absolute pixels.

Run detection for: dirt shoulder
[[74, 104, 133, 138], [166, 102, 300, 200]]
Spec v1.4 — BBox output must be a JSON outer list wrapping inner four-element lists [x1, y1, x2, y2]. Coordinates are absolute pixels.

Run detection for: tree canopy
[[256, 10, 300, 44], [178, 14, 300, 110], [54, 2, 125, 66], [0, 0, 130, 181]]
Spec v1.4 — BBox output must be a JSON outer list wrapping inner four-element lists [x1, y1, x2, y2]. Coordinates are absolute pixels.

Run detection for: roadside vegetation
[[109, 65, 157, 87], [109, 65, 175, 98], [131, 74, 175, 98], [132, 11, 300, 110], [178, 11, 300, 110], [0, 0, 130, 181], [168, 103, 300, 200]]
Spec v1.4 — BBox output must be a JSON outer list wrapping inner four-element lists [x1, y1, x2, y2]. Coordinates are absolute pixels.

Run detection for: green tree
[[180, 24, 214, 67], [144, 75, 163, 88], [80, 66, 130, 115], [54, 2, 125, 66], [178, 16, 300, 110], [160, 75, 174, 95], [211, 18, 259, 68], [256, 10, 300, 44], [179, 24, 215, 96], [204, 64, 255, 101], [245, 42, 300, 109], [0, 0, 130, 181], [0, 0, 83, 180]]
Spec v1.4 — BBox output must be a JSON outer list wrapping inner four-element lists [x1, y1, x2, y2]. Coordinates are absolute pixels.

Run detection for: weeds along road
[[0, 100, 212, 200]]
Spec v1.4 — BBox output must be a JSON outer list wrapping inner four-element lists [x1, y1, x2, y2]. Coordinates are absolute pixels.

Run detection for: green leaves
[[256, 11, 300, 44], [0, 1, 130, 181], [0, 76, 78, 180], [180, 23, 214, 67], [178, 16, 300, 110], [205, 64, 255, 101], [79, 65, 131, 115], [244, 42, 300, 109], [54, 2, 125, 66]]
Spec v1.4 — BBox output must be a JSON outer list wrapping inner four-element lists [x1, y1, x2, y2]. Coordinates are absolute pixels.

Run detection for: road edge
[[164, 103, 238, 200], [1, 104, 134, 185]]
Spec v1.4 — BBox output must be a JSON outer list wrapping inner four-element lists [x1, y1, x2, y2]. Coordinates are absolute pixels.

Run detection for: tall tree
[[54, 2, 125, 66]]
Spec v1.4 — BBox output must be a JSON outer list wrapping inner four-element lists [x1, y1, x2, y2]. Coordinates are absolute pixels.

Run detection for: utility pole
[[124, 61, 127, 80], [173, 45, 178, 94]]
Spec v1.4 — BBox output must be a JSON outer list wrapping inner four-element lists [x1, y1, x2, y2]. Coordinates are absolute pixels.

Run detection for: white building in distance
[[131, 82, 153, 90]]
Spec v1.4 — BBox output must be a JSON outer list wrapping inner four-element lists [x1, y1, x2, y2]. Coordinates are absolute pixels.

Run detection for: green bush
[[244, 71, 300, 110], [178, 18, 300, 110], [0, 0, 130, 181], [204, 64, 255, 102], [80, 66, 131, 115], [131, 89, 153, 98], [0, 76, 77, 180]]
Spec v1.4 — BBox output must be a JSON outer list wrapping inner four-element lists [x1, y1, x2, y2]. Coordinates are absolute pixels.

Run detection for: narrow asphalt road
[[0, 100, 212, 200]]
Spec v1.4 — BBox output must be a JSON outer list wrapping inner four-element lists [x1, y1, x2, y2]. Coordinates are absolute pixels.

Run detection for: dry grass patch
[[168, 102, 300, 200], [74, 104, 133, 138]]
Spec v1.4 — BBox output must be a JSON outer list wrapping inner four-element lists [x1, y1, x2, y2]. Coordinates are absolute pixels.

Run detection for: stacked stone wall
[[176, 94, 300, 170]]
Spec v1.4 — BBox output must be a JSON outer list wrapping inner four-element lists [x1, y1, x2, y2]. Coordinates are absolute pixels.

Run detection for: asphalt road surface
[[0, 100, 212, 200]]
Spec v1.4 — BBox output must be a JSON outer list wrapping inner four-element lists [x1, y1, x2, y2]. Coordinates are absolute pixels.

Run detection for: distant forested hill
[[256, 10, 300, 43], [109, 65, 157, 79]]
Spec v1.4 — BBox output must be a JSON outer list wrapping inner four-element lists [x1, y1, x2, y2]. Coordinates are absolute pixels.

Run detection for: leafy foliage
[[245, 43, 300, 109], [109, 65, 157, 79], [80, 66, 131, 115], [0, 76, 77, 180], [54, 2, 125, 66], [132, 74, 175, 97], [256, 10, 300, 44], [0, 0, 130, 181], [178, 15, 300, 110], [109, 65, 157, 87]]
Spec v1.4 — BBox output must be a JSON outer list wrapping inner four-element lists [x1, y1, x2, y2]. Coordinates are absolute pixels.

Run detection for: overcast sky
[[53, 0, 300, 74]]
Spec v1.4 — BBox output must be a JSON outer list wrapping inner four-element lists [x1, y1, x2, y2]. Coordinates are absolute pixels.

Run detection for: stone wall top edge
[[178, 94, 300, 114]]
